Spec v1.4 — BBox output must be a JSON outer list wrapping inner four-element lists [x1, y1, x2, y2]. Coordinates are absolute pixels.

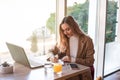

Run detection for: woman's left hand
[[61, 56, 71, 62]]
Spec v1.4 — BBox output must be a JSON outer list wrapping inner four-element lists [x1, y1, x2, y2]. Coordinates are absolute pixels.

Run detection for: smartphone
[[69, 63, 79, 70]]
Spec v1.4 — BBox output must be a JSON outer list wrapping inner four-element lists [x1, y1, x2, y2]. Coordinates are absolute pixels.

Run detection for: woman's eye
[[66, 28, 70, 31], [63, 28, 70, 32]]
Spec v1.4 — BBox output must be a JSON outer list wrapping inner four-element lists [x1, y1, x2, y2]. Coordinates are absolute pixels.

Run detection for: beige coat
[[49, 34, 94, 67], [66, 35, 95, 80], [75, 34, 95, 67]]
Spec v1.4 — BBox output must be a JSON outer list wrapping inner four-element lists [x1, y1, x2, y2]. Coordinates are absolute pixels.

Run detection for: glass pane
[[104, 0, 120, 76], [0, 0, 56, 63], [66, 0, 89, 33]]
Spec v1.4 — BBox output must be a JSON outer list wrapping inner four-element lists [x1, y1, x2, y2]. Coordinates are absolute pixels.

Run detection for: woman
[[50, 16, 95, 80]]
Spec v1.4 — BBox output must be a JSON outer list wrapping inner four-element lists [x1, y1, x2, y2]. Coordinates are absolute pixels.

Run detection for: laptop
[[6, 42, 48, 69]]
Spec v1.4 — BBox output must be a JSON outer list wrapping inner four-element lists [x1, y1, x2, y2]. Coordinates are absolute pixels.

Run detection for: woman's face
[[61, 23, 74, 38]]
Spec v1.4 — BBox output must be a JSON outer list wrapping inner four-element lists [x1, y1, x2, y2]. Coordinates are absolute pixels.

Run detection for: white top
[[69, 35, 79, 62]]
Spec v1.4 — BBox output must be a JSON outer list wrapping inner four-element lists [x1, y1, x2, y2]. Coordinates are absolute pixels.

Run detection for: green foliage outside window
[[67, 1, 89, 33], [46, 13, 55, 34], [105, 1, 117, 43]]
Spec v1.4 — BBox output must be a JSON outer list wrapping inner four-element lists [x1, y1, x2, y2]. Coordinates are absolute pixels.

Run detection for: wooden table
[[0, 62, 92, 80]]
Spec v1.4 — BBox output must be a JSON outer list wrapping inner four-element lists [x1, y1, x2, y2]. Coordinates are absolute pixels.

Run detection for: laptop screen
[[6, 42, 30, 67]]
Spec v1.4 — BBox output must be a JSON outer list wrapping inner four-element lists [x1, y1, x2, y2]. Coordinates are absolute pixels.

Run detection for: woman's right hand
[[50, 56, 58, 63], [61, 56, 71, 62]]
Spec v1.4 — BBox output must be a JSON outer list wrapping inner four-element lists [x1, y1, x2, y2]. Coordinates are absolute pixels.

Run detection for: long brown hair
[[58, 16, 85, 55]]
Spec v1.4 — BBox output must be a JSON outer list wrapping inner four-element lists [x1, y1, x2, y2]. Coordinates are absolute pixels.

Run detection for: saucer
[[0, 64, 13, 74]]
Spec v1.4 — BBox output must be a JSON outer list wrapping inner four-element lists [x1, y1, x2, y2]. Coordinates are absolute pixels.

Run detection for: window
[[0, 0, 56, 63], [104, 0, 120, 76], [66, 0, 89, 33]]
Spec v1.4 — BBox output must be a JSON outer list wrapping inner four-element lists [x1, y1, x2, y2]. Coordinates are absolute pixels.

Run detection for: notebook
[[6, 42, 48, 69]]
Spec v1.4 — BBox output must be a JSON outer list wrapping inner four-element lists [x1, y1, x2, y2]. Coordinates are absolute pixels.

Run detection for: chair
[[96, 76, 102, 80]]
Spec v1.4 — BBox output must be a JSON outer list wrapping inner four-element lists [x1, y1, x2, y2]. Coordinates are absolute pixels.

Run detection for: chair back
[[96, 76, 102, 80]]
